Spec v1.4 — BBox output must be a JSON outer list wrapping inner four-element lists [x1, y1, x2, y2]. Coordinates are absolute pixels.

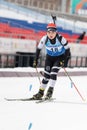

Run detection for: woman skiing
[[33, 22, 71, 100]]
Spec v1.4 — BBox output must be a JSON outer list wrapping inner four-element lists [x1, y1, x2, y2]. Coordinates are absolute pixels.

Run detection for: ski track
[[0, 68, 87, 130]]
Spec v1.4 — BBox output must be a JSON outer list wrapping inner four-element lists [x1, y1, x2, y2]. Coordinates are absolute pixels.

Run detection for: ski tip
[[4, 98, 11, 101], [4, 98, 16, 101]]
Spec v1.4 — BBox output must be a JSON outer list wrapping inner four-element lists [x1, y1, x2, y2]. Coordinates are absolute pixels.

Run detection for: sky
[[0, 67, 87, 130]]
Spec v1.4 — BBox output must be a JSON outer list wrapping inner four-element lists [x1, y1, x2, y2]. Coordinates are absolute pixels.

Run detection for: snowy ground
[[0, 67, 87, 130]]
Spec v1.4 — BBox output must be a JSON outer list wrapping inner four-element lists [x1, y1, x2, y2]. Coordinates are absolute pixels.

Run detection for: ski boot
[[45, 87, 54, 99], [33, 88, 44, 100]]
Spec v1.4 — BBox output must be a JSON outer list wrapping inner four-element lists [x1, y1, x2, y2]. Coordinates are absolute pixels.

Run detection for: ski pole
[[35, 67, 41, 85], [63, 67, 85, 101]]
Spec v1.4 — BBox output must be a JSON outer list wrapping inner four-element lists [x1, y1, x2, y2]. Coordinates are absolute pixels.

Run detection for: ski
[[36, 98, 56, 103], [4, 97, 56, 103], [4, 97, 42, 101]]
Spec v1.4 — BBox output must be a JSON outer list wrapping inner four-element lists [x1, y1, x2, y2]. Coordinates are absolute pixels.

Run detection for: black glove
[[33, 59, 38, 68], [59, 60, 64, 67], [59, 54, 65, 67]]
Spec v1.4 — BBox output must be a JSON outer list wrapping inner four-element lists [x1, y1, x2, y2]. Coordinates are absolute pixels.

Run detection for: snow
[[0, 67, 87, 130]]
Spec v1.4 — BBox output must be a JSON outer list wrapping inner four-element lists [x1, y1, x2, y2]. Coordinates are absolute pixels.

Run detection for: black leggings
[[42, 54, 65, 85]]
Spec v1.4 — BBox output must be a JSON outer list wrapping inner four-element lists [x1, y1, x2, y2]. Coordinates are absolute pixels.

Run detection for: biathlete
[[33, 22, 71, 100]]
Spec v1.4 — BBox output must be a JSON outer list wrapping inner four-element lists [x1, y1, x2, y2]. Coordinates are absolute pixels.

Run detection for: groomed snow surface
[[0, 67, 87, 130]]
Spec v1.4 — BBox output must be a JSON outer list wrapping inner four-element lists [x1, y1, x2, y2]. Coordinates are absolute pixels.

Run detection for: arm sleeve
[[60, 35, 71, 59], [37, 35, 47, 49], [35, 35, 47, 60], [61, 36, 70, 50]]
